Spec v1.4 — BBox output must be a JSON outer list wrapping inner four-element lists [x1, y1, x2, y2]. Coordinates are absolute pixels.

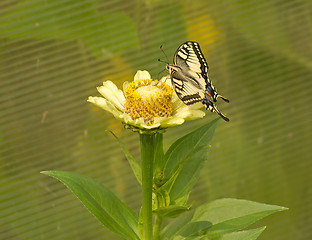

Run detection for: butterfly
[[166, 41, 230, 121]]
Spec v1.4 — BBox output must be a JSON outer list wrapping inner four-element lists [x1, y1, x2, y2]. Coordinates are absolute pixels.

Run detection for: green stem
[[153, 215, 163, 240], [140, 133, 155, 240]]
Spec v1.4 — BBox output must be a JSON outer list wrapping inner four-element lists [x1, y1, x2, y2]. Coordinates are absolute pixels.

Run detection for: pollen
[[123, 79, 173, 125]]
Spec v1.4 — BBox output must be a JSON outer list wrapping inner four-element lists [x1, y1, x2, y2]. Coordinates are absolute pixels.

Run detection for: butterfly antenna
[[159, 45, 169, 64], [158, 58, 168, 64]]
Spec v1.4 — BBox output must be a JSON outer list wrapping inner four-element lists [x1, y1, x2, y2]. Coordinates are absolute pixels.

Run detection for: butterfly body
[[166, 41, 229, 121]]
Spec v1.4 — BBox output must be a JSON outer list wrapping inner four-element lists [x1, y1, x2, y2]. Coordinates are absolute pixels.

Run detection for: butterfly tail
[[213, 93, 229, 103], [213, 105, 230, 122], [206, 88, 229, 103], [217, 110, 230, 122], [219, 95, 230, 103], [203, 98, 229, 122]]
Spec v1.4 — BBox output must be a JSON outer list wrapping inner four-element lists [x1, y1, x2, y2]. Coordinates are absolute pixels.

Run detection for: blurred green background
[[0, 0, 311, 239]]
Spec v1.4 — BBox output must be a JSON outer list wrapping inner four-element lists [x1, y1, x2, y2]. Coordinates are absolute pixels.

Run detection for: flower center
[[123, 79, 172, 125], [135, 86, 162, 99]]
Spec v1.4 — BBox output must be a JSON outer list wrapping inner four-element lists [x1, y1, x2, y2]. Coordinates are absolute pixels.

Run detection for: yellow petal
[[134, 70, 151, 81], [87, 96, 123, 120], [97, 81, 125, 111]]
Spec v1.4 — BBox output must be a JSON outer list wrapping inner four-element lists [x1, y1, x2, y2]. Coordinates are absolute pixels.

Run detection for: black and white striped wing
[[170, 70, 205, 105], [174, 41, 209, 83], [167, 41, 230, 121], [174, 41, 222, 103], [168, 41, 208, 104]]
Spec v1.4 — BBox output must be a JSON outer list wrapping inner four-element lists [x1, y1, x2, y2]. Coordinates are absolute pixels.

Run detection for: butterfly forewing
[[174, 42, 208, 76]]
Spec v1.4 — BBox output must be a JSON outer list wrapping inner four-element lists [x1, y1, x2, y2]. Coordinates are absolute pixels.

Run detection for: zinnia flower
[[88, 70, 205, 133]]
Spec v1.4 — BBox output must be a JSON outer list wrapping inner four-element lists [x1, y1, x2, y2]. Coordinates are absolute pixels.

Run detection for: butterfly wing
[[169, 66, 205, 105], [169, 41, 207, 104], [174, 41, 228, 103], [168, 41, 229, 121], [174, 41, 209, 80]]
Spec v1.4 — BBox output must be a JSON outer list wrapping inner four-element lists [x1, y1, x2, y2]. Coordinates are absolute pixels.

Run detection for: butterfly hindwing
[[170, 69, 205, 105], [167, 41, 229, 121]]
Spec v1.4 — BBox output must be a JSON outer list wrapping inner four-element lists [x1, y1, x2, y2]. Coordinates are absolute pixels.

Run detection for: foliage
[[42, 119, 287, 240]]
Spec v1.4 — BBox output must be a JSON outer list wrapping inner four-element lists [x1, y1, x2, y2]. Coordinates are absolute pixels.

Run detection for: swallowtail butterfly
[[166, 41, 230, 121]]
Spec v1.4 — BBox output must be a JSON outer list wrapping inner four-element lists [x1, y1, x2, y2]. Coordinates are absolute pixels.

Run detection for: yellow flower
[[88, 70, 205, 133]]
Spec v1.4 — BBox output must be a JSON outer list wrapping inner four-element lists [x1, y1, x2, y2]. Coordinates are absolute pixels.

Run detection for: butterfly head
[[166, 64, 181, 76], [166, 64, 172, 74]]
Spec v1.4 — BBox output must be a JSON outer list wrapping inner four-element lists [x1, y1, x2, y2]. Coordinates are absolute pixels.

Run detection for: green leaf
[[161, 198, 287, 239], [173, 193, 190, 207], [218, 227, 266, 240], [107, 130, 142, 185], [171, 236, 205, 240], [41, 171, 139, 240], [161, 210, 195, 240], [153, 188, 170, 210], [162, 119, 219, 203], [153, 205, 190, 218], [195, 198, 287, 237], [163, 118, 219, 177], [170, 227, 266, 240], [168, 146, 210, 204]]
